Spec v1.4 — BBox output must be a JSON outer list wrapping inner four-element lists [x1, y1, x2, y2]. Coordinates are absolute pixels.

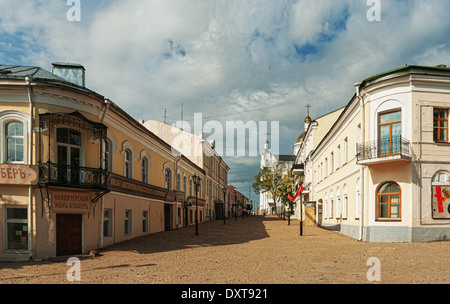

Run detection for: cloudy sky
[[2, 0, 450, 207]]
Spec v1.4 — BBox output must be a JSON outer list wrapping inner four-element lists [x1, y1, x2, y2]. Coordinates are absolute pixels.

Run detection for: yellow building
[[0, 63, 205, 260]]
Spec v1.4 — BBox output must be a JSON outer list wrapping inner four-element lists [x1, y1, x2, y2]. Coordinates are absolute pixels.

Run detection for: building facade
[[295, 65, 450, 242], [0, 63, 205, 260], [143, 120, 230, 222]]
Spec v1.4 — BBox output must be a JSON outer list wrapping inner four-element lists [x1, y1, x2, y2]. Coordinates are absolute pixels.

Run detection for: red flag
[[288, 184, 303, 202]]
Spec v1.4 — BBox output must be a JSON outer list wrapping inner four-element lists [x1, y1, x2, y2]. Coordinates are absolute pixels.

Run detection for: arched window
[[432, 171, 450, 219], [0, 111, 28, 164], [342, 184, 348, 219], [183, 176, 187, 194], [329, 191, 334, 219], [176, 173, 181, 191], [6, 122, 24, 163], [124, 149, 132, 178], [377, 182, 401, 219], [141, 157, 148, 183], [189, 178, 193, 196], [165, 169, 172, 190], [105, 139, 113, 172]]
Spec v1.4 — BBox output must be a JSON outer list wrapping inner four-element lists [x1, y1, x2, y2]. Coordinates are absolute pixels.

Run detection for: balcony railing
[[357, 136, 412, 164], [38, 162, 107, 190]]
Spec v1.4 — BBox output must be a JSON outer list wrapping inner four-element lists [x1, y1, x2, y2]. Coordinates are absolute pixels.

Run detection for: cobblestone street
[[1, 215, 450, 284]]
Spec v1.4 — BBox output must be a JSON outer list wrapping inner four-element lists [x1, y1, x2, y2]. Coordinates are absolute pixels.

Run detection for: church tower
[[304, 104, 312, 132]]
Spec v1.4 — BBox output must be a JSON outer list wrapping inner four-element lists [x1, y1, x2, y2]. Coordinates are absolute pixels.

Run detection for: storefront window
[[6, 207, 28, 251]]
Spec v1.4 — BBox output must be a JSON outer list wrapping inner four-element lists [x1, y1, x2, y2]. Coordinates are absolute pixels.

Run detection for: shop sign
[[165, 190, 176, 202], [0, 164, 37, 185], [107, 173, 167, 201], [52, 191, 91, 214], [432, 186, 450, 219]]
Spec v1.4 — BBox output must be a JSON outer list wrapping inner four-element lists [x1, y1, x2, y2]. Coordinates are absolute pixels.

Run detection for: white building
[[292, 106, 344, 222], [295, 65, 450, 242], [259, 138, 295, 215]]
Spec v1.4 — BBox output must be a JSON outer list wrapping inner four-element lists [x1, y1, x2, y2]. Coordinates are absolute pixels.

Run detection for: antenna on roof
[[163, 108, 168, 124]]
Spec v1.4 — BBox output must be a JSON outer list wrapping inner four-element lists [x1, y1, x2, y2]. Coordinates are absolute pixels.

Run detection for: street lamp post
[[222, 187, 227, 225], [192, 174, 201, 236], [234, 191, 238, 221]]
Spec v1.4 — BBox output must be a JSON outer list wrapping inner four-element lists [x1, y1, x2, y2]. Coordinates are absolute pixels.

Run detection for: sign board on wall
[[432, 186, 450, 219], [107, 173, 168, 201], [51, 190, 92, 214], [0, 164, 37, 185]]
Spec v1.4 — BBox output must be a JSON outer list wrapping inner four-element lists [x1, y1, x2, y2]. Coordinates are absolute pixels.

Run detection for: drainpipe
[[25, 76, 34, 260], [100, 98, 110, 249], [174, 155, 181, 229], [355, 82, 365, 241], [100, 98, 110, 123]]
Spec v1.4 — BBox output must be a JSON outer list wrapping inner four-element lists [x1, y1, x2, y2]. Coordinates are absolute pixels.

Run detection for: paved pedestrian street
[[1, 215, 450, 285]]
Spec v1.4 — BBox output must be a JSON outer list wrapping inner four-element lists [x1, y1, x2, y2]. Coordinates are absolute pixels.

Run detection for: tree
[[253, 162, 296, 216], [278, 170, 297, 224]]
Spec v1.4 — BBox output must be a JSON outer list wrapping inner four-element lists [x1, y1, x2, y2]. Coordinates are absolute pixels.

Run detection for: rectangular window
[[434, 108, 448, 142], [103, 209, 112, 237], [379, 111, 401, 156], [344, 137, 348, 164], [330, 152, 334, 173], [336, 145, 340, 169], [6, 207, 28, 251], [124, 210, 132, 235]]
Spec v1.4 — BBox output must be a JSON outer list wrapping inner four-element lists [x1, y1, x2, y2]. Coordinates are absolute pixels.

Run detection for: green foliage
[[253, 162, 297, 214]]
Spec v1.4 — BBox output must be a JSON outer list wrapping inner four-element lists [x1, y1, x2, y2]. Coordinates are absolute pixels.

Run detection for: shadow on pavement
[[103, 215, 275, 255]]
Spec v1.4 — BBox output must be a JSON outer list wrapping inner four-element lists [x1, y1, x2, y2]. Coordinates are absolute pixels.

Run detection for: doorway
[[56, 214, 82, 256]]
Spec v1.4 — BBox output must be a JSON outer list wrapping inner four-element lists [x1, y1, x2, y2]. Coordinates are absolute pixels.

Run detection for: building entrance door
[[56, 214, 82, 256]]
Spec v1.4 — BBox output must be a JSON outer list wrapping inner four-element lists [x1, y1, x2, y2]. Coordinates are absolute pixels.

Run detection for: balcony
[[38, 162, 107, 190], [292, 163, 304, 175], [357, 136, 412, 165]]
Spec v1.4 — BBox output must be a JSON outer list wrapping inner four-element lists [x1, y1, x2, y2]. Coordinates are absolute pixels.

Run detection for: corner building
[[295, 65, 450, 242], [0, 63, 205, 260]]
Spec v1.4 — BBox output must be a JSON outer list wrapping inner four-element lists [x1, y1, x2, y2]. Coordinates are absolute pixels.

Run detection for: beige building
[[295, 65, 450, 242], [0, 63, 205, 260], [292, 106, 344, 222]]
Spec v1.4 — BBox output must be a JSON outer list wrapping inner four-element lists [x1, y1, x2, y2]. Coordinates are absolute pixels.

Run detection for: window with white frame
[[124, 149, 132, 178], [6, 207, 28, 251], [176, 173, 181, 191], [344, 137, 348, 164], [336, 188, 340, 219], [105, 139, 113, 172], [5, 122, 24, 163], [141, 156, 149, 183], [165, 169, 172, 190], [336, 145, 340, 169], [0, 111, 28, 164], [342, 185, 348, 219]]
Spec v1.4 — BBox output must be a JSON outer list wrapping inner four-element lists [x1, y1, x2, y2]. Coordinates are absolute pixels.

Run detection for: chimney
[[52, 62, 86, 87]]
